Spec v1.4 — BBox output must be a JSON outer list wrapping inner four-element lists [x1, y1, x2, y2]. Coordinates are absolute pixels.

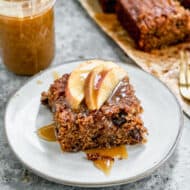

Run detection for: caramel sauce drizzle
[[37, 123, 56, 142], [37, 124, 128, 175], [85, 145, 128, 175], [94, 159, 114, 175]]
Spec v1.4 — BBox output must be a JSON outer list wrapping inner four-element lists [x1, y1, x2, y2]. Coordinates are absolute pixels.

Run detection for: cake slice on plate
[[41, 60, 147, 152]]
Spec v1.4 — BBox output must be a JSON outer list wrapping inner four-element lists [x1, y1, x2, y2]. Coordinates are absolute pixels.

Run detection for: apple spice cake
[[116, 0, 190, 51], [41, 61, 147, 152]]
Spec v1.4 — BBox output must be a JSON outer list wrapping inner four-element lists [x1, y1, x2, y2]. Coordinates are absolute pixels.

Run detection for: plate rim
[[4, 59, 184, 188]]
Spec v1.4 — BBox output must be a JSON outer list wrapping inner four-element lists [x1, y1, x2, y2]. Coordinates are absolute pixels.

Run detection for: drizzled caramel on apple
[[94, 70, 109, 90]]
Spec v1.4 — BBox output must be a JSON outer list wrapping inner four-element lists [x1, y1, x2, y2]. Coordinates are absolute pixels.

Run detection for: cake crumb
[[37, 80, 43, 84], [52, 71, 60, 80]]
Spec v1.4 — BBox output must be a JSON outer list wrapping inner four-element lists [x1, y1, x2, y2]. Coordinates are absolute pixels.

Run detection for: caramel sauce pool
[[85, 145, 128, 175], [37, 123, 56, 142], [94, 159, 114, 175], [37, 125, 128, 175]]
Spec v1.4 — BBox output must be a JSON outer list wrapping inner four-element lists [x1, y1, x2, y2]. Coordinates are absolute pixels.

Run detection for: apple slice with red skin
[[65, 60, 118, 109], [84, 66, 110, 110], [84, 67, 127, 110]]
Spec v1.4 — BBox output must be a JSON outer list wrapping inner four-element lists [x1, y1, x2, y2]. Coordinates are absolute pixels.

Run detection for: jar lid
[[0, 0, 56, 18]]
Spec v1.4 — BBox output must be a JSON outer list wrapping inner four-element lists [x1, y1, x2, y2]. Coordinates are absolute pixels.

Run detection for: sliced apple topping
[[84, 66, 109, 110], [65, 60, 118, 109], [84, 66, 127, 110]]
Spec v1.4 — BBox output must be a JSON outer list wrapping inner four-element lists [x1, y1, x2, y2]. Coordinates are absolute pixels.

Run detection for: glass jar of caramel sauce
[[0, 0, 55, 75]]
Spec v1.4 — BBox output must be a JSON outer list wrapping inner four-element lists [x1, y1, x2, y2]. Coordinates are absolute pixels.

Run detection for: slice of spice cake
[[41, 60, 147, 152]]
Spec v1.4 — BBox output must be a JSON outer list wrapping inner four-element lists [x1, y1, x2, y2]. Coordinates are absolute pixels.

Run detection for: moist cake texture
[[116, 0, 190, 51], [41, 73, 147, 152]]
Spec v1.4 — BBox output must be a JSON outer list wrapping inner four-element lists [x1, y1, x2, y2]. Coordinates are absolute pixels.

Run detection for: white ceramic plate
[[5, 60, 183, 187]]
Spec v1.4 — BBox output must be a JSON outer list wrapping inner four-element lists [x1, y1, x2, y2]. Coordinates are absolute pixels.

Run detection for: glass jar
[[0, 0, 56, 75]]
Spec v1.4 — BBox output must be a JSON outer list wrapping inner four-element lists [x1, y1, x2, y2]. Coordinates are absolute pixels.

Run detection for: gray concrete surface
[[0, 1, 190, 189]]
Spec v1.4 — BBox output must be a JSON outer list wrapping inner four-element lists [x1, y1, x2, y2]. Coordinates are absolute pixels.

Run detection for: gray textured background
[[0, 1, 190, 189]]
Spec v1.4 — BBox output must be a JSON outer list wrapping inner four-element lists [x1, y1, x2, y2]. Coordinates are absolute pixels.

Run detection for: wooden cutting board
[[79, 0, 190, 116]]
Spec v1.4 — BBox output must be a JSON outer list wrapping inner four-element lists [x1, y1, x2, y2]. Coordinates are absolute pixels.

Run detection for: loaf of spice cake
[[41, 70, 147, 152], [116, 0, 190, 51], [99, 0, 116, 13]]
